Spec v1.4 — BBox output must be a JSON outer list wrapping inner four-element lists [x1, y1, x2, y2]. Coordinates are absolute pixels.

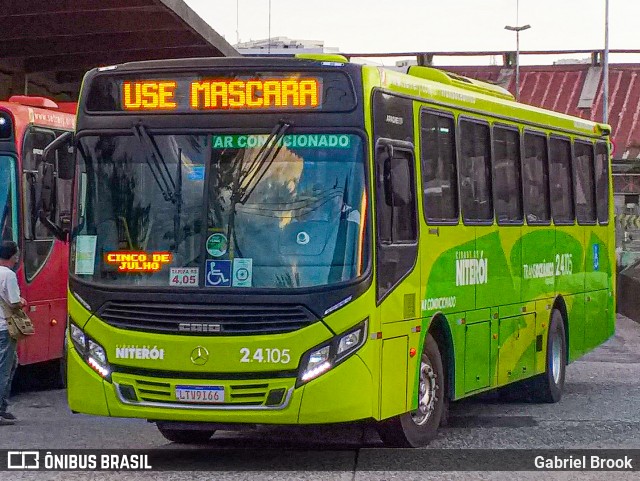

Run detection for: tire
[[156, 424, 215, 444], [57, 349, 68, 389], [377, 334, 446, 447], [530, 309, 566, 403]]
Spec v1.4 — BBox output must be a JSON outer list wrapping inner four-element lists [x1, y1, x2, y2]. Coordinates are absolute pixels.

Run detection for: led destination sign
[[85, 70, 356, 113], [122, 78, 321, 112]]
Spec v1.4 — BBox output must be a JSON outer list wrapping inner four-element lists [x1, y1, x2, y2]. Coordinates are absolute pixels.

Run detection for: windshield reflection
[[208, 133, 367, 288], [71, 133, 368, 289], [72, 135, 206, 285]]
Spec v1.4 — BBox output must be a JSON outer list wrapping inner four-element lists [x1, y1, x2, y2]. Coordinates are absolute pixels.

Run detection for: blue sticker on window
[[187, 166, 205, 181], [593, 244, 600, 271], [205, 260, 231, 287]]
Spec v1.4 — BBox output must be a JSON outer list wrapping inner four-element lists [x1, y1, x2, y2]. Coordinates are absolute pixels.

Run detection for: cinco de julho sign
[[105, 251, 172, 272]]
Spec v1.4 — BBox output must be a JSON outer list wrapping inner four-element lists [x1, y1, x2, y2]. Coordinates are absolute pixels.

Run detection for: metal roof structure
[[446, 63, 640, 160], [0, 0, 238, 100], [343, 49, 640, 161]]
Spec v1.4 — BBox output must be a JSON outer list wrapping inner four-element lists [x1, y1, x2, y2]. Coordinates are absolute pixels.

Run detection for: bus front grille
[[98, 301, 316, 335], [113, 375, 293, 410], [133, 380, 269, 406]]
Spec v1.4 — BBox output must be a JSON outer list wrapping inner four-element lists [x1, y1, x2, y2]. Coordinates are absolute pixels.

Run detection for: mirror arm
[[38, 209, 66, 241], [43, 131, 73, 159]]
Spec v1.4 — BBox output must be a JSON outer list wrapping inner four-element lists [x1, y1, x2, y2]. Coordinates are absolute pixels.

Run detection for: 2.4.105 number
[[239, 348, 291, 364]]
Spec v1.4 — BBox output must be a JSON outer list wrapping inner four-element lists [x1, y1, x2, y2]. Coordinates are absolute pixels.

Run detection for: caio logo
[[8, 451, 40, 469]]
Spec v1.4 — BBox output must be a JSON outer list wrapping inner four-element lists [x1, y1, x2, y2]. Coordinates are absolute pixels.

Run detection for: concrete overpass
[[0, 0, 238, 100]]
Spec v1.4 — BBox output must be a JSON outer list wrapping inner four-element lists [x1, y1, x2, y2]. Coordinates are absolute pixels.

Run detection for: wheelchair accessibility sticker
[[205, 260, 232, 287]]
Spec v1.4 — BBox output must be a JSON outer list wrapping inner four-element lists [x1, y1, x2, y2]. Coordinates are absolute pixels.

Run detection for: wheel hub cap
[[411, 360, 437, 426]]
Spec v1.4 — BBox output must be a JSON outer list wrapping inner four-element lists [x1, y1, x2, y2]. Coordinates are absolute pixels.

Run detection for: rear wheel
[[530, 309, 566, 403], [377, 334, 446, 447], [156, 424, 215, 444]]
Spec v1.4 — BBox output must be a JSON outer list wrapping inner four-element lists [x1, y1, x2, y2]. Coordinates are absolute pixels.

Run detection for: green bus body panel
[[380, 337, 408, 419], [67, 347, 110, 416], [67, 60, 615, 425], [464, 322, 490, 392], [366, 66, 614, 404]]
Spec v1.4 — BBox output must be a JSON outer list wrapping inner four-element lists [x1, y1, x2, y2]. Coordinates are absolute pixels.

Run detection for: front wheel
[[156, 424, 215, 444], [377, 334, 446, 447], [531, 309, 566, 403]]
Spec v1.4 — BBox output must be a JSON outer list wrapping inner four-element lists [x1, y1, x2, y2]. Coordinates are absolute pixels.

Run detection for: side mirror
[[40, 161, 55, 213], [382, 154, 411, 207], [390, 159, 412, 206], [38, 131, 75, 242]]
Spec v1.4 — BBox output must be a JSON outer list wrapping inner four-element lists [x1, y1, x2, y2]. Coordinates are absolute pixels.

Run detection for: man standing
[[0, 241, 26, 426]]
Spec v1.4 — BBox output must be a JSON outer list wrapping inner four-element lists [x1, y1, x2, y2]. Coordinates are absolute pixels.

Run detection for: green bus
[[64, 55, 614, 447]]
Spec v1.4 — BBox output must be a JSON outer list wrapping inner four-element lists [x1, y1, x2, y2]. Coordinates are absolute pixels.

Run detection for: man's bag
[[6, 309, 35, 341]]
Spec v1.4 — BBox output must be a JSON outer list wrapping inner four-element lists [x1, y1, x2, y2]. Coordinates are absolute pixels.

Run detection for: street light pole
[[268, 0, 272, 54], [505, 24, 531, 102]]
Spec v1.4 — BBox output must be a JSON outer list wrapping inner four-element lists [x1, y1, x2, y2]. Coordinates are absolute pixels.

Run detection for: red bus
[[0, 95, 75, 385]]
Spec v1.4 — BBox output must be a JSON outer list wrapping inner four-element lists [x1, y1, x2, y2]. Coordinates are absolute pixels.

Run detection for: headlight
[[298, 320, 367, 387], [337, 329, 362, 356], [300, 345, 332, 383], [69, 320, 111, 381], [70, 324, 85, 352]]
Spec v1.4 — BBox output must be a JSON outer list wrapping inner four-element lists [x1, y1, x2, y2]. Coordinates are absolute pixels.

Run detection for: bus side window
[[420, 111, 458, 223], [573, 141, 597, 224], [594, 142, 610, 224], [522, 133, 550, 224], [378, 149, 417, 243], [375, 143, 418, 300], [459, 119, 492, 223], [22, 127, 56, 280], [492, 126, 522, 224], [549, 137, 575, 224]]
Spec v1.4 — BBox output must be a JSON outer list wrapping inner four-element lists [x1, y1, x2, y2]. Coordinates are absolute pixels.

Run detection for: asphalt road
[[1, 315, 639, 480]]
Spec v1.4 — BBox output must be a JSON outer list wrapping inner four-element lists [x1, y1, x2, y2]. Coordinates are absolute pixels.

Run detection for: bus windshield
[[72, 132, 368, 289]]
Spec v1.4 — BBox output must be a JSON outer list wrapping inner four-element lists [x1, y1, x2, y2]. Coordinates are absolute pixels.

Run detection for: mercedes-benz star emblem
[[190, 346, 209, 366]]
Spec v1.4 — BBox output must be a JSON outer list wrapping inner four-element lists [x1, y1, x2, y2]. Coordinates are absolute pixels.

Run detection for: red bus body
[[0, 96, 75, 367]]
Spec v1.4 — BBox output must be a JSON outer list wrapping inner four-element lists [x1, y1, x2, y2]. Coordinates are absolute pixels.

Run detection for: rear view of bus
[[67, 57, 375, 442]]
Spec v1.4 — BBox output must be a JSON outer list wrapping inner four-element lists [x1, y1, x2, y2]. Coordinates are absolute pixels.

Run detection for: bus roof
[[80, 55, 609, 139], [0, 97, 76, 131], [370, 64, 610, 139]]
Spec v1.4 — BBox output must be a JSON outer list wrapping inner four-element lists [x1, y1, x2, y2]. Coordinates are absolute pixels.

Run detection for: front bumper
[[67, 345, 374, 424]]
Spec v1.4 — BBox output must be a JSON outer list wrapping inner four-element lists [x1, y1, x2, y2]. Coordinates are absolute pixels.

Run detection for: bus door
[[20, 127, 72, 364], [372, 91, 420, 418]]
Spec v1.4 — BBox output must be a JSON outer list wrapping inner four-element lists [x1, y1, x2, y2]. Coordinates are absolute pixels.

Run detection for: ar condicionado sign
[[122, 78, 321, 111]]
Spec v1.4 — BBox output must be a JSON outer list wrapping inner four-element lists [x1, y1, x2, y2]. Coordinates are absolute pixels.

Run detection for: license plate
[[175, 385, 225, 404]]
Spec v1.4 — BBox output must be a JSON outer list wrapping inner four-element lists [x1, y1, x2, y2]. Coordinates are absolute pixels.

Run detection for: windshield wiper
[[226, 120, 291, 258], [132, 124, 177, 203], [236, 120, 291, 205], [173, 147, 183, 247]]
